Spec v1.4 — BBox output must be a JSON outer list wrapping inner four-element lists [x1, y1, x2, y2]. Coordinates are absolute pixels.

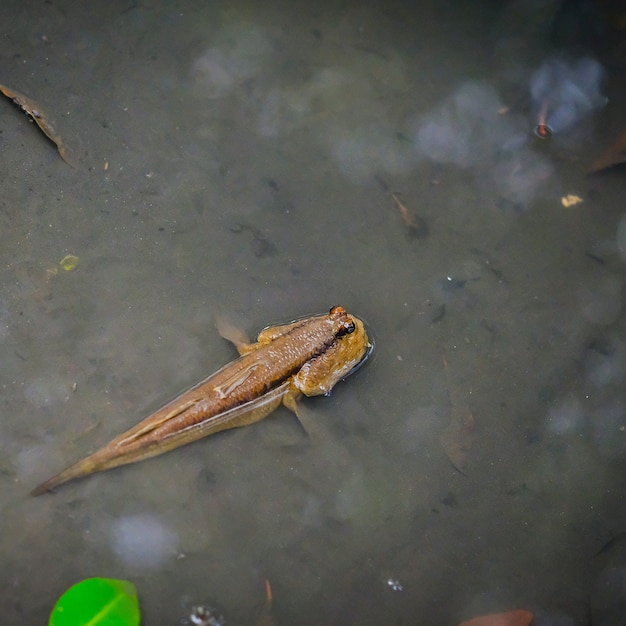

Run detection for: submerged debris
[[588, 128, 626, 174], [391, 192, 428, 239], [0, 81, 75, 165], [229, 223, 277, 258], [440, 352, 475, 473], [187, 605, 225, 626], [440, 408, 475, 474]]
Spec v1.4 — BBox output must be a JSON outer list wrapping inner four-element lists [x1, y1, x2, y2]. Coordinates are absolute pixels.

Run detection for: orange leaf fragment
[[459, 609, 534, 626]]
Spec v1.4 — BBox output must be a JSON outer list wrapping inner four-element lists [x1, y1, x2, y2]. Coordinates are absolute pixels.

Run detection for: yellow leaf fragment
[[60, 254, 79, 271], [561, 194, 583, 207]]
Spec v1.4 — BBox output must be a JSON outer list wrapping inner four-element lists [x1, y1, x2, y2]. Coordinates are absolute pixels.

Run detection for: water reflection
[[2, 1, 626, 625]]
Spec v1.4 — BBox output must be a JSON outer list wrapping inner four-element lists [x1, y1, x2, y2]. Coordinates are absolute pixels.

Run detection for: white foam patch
[[398, 408, 434, 454], [300, 494, 323, 528], [0, 299, 10, 341], [591, 400, 626, 458], [256, 67, 355, 138], [547, 395, 586, 436], [584, 338, 624, 390], [579, 274, 623, 326], [255, 60, 416, 180], [191, 24, 269, 99], [110, 514, 178, 570], [417, 118, 469, 166], [333, 470, 368, 522], [24, 376, 72, 409], [486, 148, 553, 209], [530, 57, 606, 133], [257, 87, 283, 138], [414, 80, 553, 209], [331, 127, 415, 183], [15, 444, 53, 482]]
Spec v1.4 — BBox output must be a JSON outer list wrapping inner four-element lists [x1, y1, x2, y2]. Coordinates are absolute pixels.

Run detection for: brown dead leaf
[[440, 351, 475, 473], [588, 128, 626, 174], [459, 609, 534, 626], [0, 81, 75, 166], [440, 409, 475, 473]]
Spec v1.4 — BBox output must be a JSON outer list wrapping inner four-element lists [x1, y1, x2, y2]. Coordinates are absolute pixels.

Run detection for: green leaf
[[49, 577, 140, 626]]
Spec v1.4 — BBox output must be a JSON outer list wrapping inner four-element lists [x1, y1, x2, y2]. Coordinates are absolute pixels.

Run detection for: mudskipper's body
[[32, 306, 371, 495]]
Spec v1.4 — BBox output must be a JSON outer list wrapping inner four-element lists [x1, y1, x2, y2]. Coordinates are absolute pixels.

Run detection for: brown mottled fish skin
[[32, 305, 371, 495]]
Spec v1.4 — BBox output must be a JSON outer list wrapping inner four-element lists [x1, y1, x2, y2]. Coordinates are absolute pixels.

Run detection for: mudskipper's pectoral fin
[[215, 315, 258, 355], [282, 390, 332, 445], [282, 390, 348, 480], [282, 390, 300, 418]]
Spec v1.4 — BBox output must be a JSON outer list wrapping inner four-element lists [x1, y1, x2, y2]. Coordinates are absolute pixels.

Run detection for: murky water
[[2, 1, 626, 624]]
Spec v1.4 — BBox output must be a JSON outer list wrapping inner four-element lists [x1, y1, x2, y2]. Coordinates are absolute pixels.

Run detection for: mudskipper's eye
[[341, 320, 355, 335], [329, 305, 347, 318]]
